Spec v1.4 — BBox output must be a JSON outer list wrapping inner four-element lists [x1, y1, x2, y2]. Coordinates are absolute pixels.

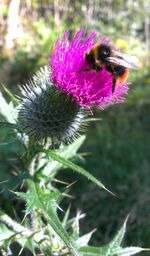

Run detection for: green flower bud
[[18, 67, 86, 148]]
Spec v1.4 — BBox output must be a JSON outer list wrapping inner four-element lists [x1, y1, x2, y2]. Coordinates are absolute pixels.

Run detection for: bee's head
[[98, 44, 111, 61]]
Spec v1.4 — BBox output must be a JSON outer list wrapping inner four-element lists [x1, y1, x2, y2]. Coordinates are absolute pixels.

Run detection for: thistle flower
[[50, 29, 129, 110], [17, 29, 130, 147]]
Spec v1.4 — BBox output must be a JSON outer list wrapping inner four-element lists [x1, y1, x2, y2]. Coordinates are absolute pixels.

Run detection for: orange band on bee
[[117, 69, 129, 84]]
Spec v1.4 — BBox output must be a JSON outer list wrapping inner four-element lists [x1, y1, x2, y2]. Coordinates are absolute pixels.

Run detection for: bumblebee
[[80, 43, 138, 93]]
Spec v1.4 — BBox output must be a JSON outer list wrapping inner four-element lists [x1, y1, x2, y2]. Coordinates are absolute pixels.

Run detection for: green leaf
[[1, 84, 19, 106], [60, 135, 86, 157], [76, 229, 96, 248], [71, 211, 80, 241], [41, 135, 86, 177], [79, 245, 106, 255], [79, 218, 149, 256], [15, 182, 61, 214], [79, 245, 149, 256], [0, 92, 17, 123], [0, 210, 32, 237], [104, 217, 147, 256], [46, 204, 79, 256], [62, 205, 71, 228], [16, 179, 80, 256], [17, 237, 36, 256], [46, 150, 114, 194], [0, 223, 15, 243], [111, 246, 149, 256], [0, 171, 30, 193], [107, 216, 128, 250]]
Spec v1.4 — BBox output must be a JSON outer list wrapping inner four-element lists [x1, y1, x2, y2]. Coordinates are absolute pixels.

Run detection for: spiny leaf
[[46, 204, 79, 256], [79, 245, 106, 255], [62, 205, 71, 228], [1, 84, 19, 106], [71, 211, 81, 241], [60, 135, 86, 157], [0, 92, 17, 123], [76, 229, 96, 248], [107, 216, 129, 250], [41, 135, 86, 177], [0, 223, 15, 242], [79, 218, 149, 256], [79, 245, 149, 256], [17, 237, 36, 256], [15, 180, 61, 214], [45, 150, 114, 195], [111, 246, 150, 256], [16, 180, 80, 256], [0, 210, 32, 237], [0, 172, 30, 192]]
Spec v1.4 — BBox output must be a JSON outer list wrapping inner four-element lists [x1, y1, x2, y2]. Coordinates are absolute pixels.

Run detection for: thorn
[[62, 193, 75, 199], [124, 214, 130, 224], [56, 203, 64, 213], [104, 186, 116, 197], [66, 180, 77, 189], [53, 178, 69, 185], [91, 228, 97, 235], [0, 180, 9, 184]]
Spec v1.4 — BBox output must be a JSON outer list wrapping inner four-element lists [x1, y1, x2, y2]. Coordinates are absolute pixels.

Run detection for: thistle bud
[[18, 67, 85, 147]]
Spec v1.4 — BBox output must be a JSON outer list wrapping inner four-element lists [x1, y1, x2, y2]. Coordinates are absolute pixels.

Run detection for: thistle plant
[[17, 29, 129, 149], [0, 29, 149, 255]]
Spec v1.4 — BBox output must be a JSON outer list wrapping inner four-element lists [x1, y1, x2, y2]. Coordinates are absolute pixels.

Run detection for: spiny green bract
[[18, 67, 86, 148]]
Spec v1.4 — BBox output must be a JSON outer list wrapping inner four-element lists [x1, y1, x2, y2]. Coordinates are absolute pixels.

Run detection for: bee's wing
[[112, 50, 139, 64], [121, 53, 138, 64], [107, 57, 138, 69]]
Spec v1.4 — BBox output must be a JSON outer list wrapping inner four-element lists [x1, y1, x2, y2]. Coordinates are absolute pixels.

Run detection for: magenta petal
[[49, 29, 129, 110]]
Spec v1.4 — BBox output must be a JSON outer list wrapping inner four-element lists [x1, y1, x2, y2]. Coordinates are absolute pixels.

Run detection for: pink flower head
[[49, 29, 129, 110]]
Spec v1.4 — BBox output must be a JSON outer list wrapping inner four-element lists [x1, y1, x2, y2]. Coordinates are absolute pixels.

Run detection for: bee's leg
[[78, 66, 102, 73], [78, 68, 94, 73], [94, 65, 102, 71], [112, 76, 117, 93]]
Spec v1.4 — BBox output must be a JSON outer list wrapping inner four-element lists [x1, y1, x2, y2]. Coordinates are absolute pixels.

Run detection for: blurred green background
[[0, 0, 150, 250]]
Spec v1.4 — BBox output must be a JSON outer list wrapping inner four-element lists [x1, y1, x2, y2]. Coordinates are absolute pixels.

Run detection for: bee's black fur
[[84, 44, 127, 93]]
